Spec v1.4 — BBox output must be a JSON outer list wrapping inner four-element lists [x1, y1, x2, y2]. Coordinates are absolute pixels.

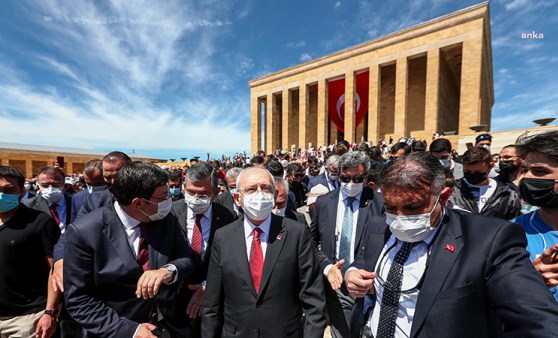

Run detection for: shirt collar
[[114, 201, 141, 230], [45, 195, 66, 208], [244, 215, 272, 239], [188, 204, 213, 221], [340, 189, 361, 202]]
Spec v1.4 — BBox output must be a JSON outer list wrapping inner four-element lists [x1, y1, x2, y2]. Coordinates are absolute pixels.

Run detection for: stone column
[[250, 92, 261, 155], [425, 49, 440, 135], [66, 161, 74, 175], [459, 37, 483, 135], [298, 84, 308, 149], [316, 79, 328, 147], [394, 57, 408, 137], [25, 159, 32, 179], [344, 71, 356, 142], [282, 89, 291, 151], [367, 65, 380, 143], [265, 93, 276, 154]]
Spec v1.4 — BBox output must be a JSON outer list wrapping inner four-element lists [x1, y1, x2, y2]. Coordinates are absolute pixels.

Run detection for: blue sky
[[0, 0, 556, 160]]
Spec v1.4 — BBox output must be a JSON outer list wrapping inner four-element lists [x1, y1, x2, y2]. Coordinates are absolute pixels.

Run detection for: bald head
[[236, 167, 276, 194]]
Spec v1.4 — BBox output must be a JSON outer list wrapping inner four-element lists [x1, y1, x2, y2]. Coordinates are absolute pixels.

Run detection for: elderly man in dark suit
[[308, 154, 340, 192], [63, 161, 196, 338], [346, 153, 558, 338], [214, 167, 243, 216], [203, 167, 326, 338], [24, 166, 72, 231], [171, 163, 236, 338], [310, 151, 384, 338]]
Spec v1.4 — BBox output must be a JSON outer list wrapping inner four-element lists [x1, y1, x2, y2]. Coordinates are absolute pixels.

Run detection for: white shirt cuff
[[323, 264, 333, 277], [344, 267, 357, 280], [132, 324, 140, 338]]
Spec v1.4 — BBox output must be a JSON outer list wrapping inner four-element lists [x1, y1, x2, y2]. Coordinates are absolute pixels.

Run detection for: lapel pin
[[445, 244, 455, 252], [277, 235, 283, 240]]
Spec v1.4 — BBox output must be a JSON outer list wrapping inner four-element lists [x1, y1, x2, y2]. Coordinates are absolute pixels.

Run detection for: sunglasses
[[291, 173, 305, 178], [339, 175, 365, 183]]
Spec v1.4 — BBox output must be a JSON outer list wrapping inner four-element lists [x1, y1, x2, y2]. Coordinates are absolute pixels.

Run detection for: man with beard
[[495, 144, 524, 192]]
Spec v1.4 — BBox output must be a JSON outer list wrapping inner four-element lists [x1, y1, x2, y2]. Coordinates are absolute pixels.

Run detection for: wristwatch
[[44, 308, 59, 317], [163, 265, 177, 280]]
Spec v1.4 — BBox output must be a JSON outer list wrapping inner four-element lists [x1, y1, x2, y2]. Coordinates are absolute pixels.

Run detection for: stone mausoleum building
[[249, 2, 494, 154]]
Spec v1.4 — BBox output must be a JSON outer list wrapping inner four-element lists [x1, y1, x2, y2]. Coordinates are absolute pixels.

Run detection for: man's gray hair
[[185, 163, 218, 191], [380, 153, 445, 195], [226, 167, 243, 181], [338, 151, 370, 172], [326, 155, 339, 169], [236, 167, 276, 193], [274, 176, 289, 194]]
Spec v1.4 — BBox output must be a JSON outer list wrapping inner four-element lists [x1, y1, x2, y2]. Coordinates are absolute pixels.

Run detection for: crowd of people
[[1, 129, 558, 338]]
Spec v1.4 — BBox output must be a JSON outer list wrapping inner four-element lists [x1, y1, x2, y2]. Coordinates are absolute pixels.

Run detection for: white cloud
[[299, 53, 312, 62], [334, 1, 341, 9], [505, 0, 529, 11], [286, 40, 306, 49]]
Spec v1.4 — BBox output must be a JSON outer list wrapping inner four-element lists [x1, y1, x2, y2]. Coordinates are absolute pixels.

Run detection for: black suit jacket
[[310, 187, 384, 273], [214, 191, 235, 216], [171, 200, 236, 284], [285, 208, 307, 226], [23, 193, 72, 226], [63, 202, 196, 338], [349, 209, 558, 338], [202, 215, 326, 338]]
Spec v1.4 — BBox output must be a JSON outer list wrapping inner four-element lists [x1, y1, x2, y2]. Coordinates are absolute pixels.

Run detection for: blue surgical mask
[[169, 188, 181, 197], [439, 159, 451, 168], [0, 193, 20, 213], [24, 184, 33, 190]]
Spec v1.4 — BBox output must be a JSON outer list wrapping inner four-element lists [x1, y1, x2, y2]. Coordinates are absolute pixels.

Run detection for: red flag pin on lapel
[[445, 244, 455, 252], [277, 235, 283, 240]]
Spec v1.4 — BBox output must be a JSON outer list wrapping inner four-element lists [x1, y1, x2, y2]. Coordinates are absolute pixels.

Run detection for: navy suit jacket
[[349, 209, 558, 338], [63, 202, 196, 338], [309, 187, 384, 273], [202, 215, 326, 338], [70, 189, 89, 223], [54, 188, 113, 261], [307, 173, 334, 192], [23, 193, 72, 226], [76, 188, 113, 220]]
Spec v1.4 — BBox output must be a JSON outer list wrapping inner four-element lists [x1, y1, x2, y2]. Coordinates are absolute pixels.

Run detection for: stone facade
[[249, 2, 494, 154]]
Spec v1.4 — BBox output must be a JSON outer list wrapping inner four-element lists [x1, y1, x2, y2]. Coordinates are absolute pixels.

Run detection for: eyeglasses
[[168, 184, 181, 189], [185, 192, 211, 200], [339, 175, 365, 183], [375, 240, 431, 294], [145, 191, 172, 202], [291, 173, 305, 178], [309, 166, 320, 171]]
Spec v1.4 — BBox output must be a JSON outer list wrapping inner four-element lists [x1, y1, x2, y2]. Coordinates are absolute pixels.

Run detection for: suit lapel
[[354, 190, 372, 253], [103, 206, 142, 274], [232, 220, 257, 297], [147, 220, 162, 270], [410, 211, 463, 337], [327, 190, 340, 253], [65, 195, 72, 224], [36, 196, 51, 216], [257, 216, 287, 300]]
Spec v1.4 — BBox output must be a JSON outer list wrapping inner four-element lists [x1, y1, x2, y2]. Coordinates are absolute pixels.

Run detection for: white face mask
[[272, 207, 286, 217], [242, 192, 275, 221], [141, 197, 173, 221], [341, 182, 363, 197], [386, 196, 440, 243], [328, 172, 339, 181], [184, 193, 212, 215], [86, 184, 106, 194], [41, 186, 64, 203]]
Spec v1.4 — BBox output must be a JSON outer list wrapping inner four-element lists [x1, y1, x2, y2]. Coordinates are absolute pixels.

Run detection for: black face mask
[[519, 178, 558, 208], [498, 160, 518, 174], [464, 172, 487, 185]]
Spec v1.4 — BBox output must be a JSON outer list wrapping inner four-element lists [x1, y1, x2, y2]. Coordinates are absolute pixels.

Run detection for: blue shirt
[[513, 211, 558, 300]]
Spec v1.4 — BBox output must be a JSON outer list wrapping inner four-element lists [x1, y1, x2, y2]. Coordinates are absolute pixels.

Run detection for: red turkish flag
[[327, 71, 369, 133]]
